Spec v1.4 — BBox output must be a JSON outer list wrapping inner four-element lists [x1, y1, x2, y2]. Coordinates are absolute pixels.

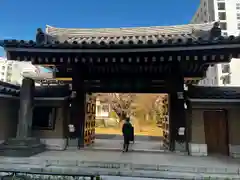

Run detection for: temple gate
[[1, 22, 239, 155]]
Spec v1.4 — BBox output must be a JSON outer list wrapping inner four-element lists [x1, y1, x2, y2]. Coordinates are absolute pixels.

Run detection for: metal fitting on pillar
[[71, 91, 77, 99]]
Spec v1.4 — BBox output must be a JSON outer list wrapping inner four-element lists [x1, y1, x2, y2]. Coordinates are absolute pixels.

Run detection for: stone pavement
[[0, 150, 240, 179], [95, 134, 163, 141], [0, 174, 169, 180], [82, 139, 166, 153], [101, 177, 168, 180]]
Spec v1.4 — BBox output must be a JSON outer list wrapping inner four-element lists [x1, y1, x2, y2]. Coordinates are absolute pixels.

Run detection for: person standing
[[122, 117, 133, 152]]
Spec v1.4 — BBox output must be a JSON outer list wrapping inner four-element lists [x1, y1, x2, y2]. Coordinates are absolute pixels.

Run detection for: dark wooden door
[[204, 110, 228, 155]]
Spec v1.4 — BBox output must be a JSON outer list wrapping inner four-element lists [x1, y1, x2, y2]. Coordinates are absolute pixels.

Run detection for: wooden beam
[[55, 77, 203, 81]]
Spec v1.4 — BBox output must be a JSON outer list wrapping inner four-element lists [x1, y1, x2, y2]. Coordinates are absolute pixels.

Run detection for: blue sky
[[0, 0, 199, 56]]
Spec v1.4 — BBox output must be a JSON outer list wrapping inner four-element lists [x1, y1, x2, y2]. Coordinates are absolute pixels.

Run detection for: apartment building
[[0, 57, 53, 85], [0, 57, 14, 83], [192, 0, 240, 86]]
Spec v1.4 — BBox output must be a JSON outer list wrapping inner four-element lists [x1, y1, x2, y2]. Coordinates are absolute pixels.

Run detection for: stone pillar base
[[175, 141, 186, 152], [0, 137, 45, 157], [67, 138, 81, 148], [229, 145, 240, 158], [189, 143, 207, 156], [40, 138, 67, 150]]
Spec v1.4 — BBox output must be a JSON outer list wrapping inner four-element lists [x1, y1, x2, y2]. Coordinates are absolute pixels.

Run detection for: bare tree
[[153, 94, 168, 127], [135, 94, 167, 119], [103, 93, 136, 121]]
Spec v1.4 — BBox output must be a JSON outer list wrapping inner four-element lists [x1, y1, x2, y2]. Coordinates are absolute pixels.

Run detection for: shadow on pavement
[[95, 134, 163, 141]]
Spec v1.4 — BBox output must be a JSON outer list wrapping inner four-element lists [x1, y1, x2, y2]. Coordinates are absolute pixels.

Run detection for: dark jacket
[[122, 121, 133, 137]]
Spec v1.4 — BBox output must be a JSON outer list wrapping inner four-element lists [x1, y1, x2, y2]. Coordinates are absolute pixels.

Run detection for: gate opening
[[83, 93, 170, 151]]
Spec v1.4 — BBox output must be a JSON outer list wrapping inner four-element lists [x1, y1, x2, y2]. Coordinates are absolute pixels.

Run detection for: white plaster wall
[[229, 59, 240, 86], [198, 65, 218, 86], [216, 59, 240, 87]]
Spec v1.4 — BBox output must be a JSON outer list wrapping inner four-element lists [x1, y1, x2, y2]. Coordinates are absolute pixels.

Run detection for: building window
[[204, 11, 207, 16], [2, 66, 5, 70], [222, 32, 228, 36], [218, 2, 225, 10], [237, 3, 240, 10], [219, 22, 227, 30], [221, 64, 230, 73], [237, 13, 240, 20], [218, 12, 226, 20], [238, 23, 240, 30], [102, 104, 109, 113], [32, 107, 56, 130], [97, 105, 101, 114], [221, 75, 231, 85], [6, 74, 11, 82]]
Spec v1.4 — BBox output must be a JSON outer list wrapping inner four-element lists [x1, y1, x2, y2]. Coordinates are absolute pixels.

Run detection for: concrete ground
[[1, 150, 240, 179]]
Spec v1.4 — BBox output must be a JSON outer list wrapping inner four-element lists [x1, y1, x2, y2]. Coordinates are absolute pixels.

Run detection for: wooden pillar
[[71, 65, 86, 148], [17, 78, 34, 138], [185, 100, 192, 155], [168, 63, 186, 152]]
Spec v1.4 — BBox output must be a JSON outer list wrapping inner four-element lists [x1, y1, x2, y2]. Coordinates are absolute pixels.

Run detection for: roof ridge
[[45, 22, 214, 38], [46, 22, 214, 31]]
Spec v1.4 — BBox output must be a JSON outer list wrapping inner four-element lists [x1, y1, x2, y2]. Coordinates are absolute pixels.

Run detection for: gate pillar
[[0, 78, 45, 156], [168, 65, 186, 152], [17, 78, 35, 138], [70, 66, 86, 148]]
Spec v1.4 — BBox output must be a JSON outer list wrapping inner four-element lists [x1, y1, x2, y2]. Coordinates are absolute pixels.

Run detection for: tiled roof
[[44, 22, 215, 45], [187, 85, 240, 99], [0, 81, 70, 98], [2, 22, 239, 50], [0, 81, 20, 96], [34, 84, 70, 98]]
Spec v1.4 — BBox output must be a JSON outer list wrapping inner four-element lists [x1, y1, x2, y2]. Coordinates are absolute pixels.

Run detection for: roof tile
[[44, 23, 215, 45], [187, 85, 240, 99], [2, 22, 238, 48], [0, 81, 70, 98]]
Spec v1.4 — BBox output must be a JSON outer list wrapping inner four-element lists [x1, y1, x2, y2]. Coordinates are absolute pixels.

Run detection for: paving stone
[[0, 163, 240, 179], [54, 160, 78, 167], [1, 150, 240, 179]]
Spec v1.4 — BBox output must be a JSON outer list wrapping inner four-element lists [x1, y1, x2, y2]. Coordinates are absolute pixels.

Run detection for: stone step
[[84, 148, 187, 156], [0, 163, 239, 180], [0, 138, 45, 157], [0, 158, 239, 175]]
